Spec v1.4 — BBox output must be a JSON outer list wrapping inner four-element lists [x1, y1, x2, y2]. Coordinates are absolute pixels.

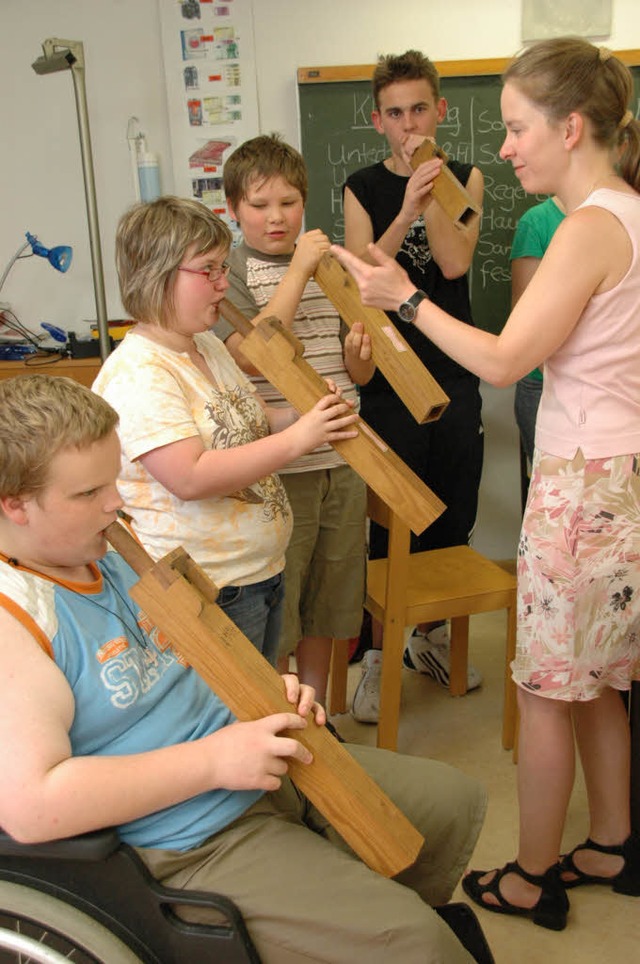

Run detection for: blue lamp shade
[[26, 232, 73, 273], [0, 232, 74, 296]]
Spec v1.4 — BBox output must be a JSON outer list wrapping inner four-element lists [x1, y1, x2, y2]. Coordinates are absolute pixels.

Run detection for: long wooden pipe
[[220, 298, 445, 536], [313, 254, 450, 425], [106, 521, 424, 878]]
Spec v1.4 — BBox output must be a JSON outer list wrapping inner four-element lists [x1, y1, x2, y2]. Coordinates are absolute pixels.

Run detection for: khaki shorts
[[279, 465, 366, 654], [138, 743, 486, 964]]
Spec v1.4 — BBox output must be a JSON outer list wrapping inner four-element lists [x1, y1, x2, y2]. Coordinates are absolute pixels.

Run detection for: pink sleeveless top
[[536, 188, 640, 459]]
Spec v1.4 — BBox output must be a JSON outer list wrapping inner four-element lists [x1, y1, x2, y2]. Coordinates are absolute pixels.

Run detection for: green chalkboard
[[298, 58, 640, 334]]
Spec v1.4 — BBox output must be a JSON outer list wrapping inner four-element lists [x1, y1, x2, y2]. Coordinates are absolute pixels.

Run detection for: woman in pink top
[[332, 37, 640, 931]]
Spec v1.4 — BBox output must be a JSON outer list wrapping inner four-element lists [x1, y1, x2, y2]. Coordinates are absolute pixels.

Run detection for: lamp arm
[[0, 241, 31, 296]]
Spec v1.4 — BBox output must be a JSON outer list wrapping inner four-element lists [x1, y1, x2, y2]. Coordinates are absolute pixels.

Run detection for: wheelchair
[[0, 828, 259, 963], [0, 829, 495, 963]]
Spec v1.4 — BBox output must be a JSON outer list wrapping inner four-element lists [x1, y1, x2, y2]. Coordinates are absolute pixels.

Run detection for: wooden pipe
[[105, 520, 425, 878], [409, 139, 482, 227], [313, 254, 450, 425], [219, 298, 445, 536]]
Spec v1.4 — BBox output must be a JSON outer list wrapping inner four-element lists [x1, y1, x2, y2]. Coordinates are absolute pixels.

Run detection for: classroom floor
[[329, 609, 639, 963]]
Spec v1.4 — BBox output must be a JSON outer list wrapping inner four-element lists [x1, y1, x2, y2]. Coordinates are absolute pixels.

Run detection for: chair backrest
[[366, 487, 391, 529]]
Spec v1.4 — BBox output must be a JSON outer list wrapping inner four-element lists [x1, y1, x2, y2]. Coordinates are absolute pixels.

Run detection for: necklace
[[52, 563, 151, 652], [2, 553, 152, 653], [91, 568, 150, 650]]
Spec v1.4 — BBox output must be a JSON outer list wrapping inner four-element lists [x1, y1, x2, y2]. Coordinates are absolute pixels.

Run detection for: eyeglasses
[[177, 262, 230, 283]]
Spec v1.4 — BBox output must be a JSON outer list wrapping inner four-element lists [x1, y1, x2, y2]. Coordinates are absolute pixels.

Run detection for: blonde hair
[[372, 50, 440, 109], [116, 196, 232, 328], [503, 38, 640, 191], [222, 134, 308, 208], [0, 375, 119, 498]]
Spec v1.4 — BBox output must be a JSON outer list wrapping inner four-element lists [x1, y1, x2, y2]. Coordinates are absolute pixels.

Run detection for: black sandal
[[462, 860, 569, 931], [559, 832, 640, 896]]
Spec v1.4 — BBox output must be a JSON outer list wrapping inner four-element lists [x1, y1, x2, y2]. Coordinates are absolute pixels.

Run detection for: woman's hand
[[330, 243, 416, 311]]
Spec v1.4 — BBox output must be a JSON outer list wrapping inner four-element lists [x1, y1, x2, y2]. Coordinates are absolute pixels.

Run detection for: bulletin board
[[159, 0, 260, 236]]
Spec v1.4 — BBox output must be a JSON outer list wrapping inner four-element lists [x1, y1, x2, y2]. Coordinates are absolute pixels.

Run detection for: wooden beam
[[297, 59, 511, 83], [105, 522, 425, 878], [297, 51, 640, 84], [220, 298, 445, 536], [313, 255, 449, 425]]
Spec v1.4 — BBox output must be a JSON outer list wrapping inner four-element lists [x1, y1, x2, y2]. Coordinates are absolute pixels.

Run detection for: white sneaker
[[351, 649, 382, 723], [402, 625, 483, 690]]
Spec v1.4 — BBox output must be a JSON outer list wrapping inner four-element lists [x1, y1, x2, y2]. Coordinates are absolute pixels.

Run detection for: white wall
[[1, 0, 639, 558], [0, 0, 173, 333], [253, 0, 640, 146]]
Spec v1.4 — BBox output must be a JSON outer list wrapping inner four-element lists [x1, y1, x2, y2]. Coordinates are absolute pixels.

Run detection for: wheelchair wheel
[[0, 881, 142, 963]]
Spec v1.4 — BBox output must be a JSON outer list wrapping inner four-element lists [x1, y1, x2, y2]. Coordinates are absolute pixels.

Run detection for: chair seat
[[366, 545, 516, 624]]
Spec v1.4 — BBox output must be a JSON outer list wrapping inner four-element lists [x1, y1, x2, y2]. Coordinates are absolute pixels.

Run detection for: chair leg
[[328, 638, 350, 715], [377, 623, 404, 751], [449, 616, 469, 696], [501, 604, 518, 754]]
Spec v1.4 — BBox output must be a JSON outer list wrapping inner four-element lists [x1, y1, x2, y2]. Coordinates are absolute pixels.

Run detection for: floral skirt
[[514, 449, 640, 701]]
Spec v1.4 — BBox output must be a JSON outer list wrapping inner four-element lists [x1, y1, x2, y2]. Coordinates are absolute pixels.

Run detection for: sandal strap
[[561, 836, 624, 877], [578, 836, 624, 856], [474, 862, 521, 910], [513, 859, 554, 887]]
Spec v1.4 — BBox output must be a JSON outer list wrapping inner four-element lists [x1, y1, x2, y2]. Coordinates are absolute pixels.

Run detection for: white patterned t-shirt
[[93, 331, 291, 588]]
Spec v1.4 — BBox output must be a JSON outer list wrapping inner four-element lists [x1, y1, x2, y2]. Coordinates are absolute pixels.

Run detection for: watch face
[[398, 290, 426, 323], [398, 301, 415, 323]]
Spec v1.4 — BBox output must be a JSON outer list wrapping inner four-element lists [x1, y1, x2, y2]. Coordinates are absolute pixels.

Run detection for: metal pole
[[68, 53, 110, 361]]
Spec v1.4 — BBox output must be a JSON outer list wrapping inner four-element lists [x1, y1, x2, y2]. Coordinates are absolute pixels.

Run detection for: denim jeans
[[217, 572, 284, 667], [514, 374, 543, 465]]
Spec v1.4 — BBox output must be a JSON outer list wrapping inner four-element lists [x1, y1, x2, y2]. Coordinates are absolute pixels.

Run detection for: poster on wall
[[521, 0, 612, 41], [159, 0, 259, 239]]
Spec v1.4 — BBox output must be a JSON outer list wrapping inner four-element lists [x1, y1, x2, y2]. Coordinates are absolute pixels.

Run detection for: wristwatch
[[397, 289, 427, 324]]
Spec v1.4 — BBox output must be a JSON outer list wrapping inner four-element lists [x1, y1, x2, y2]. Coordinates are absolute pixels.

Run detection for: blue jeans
[[217, 572, 284, 667], [514, 374, 543, 465]]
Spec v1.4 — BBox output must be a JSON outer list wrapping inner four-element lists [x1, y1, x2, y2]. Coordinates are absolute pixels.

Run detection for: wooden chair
[[329, 487, 518, 752]]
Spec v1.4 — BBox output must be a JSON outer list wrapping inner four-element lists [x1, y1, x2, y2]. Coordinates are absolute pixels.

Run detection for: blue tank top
[[0, 549, 261, 850]]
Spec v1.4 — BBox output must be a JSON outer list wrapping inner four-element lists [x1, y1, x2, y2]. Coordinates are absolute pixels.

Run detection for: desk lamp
[[0, 233, 73, 295], [31, 38, 111, 361]]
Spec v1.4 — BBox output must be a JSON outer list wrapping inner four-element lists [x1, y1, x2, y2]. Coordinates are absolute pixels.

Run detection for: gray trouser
[[138, 744, 487, 964]]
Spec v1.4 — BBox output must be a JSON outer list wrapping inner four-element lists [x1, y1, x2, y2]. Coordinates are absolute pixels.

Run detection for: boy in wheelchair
[[0, 374, 488, 963]]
